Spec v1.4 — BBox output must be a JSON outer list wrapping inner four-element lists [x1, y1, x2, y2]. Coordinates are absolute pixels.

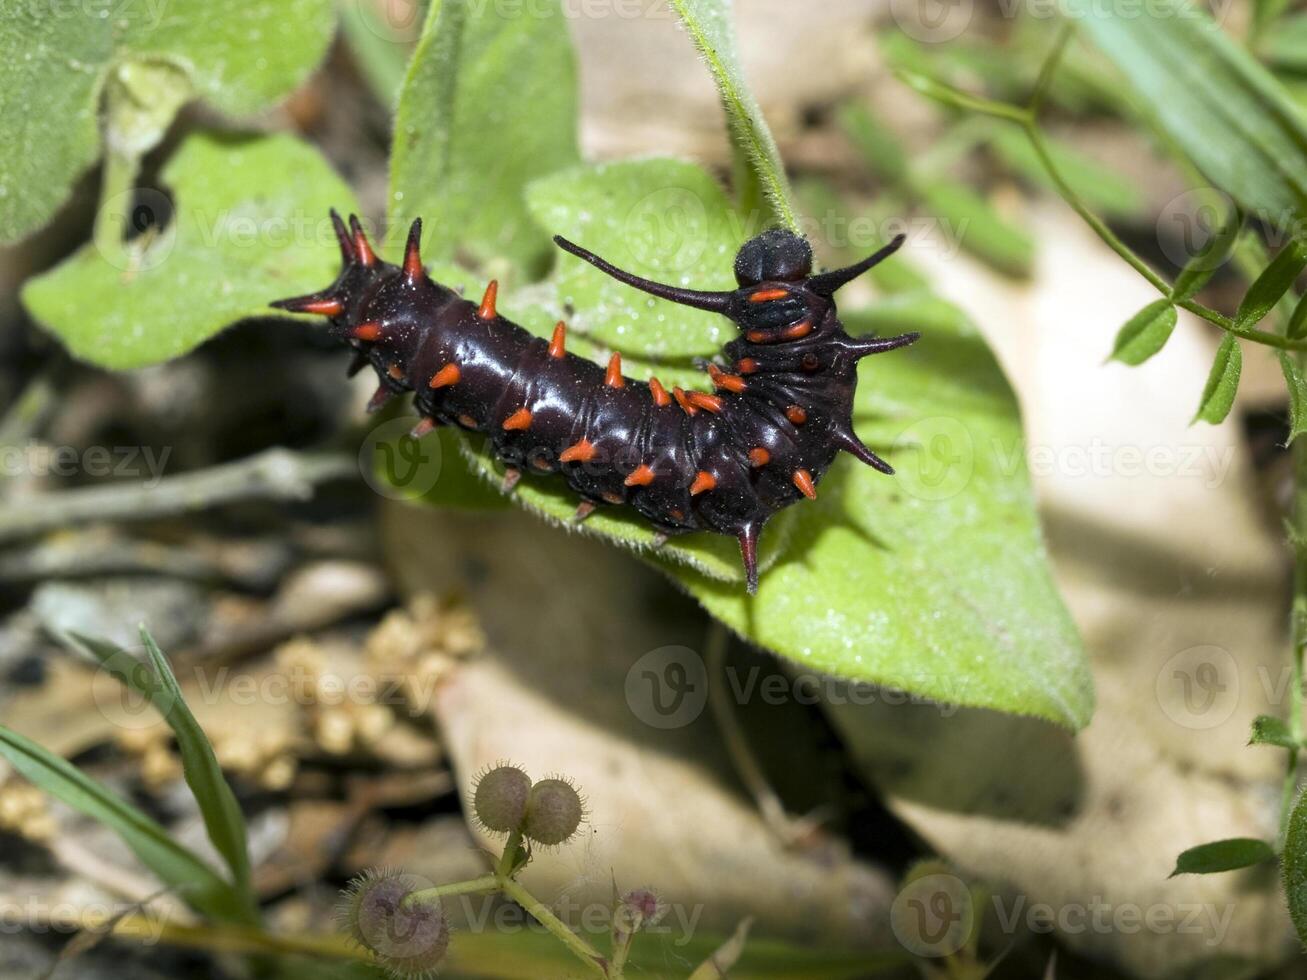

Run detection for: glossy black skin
[[272, 214, 917, 592]]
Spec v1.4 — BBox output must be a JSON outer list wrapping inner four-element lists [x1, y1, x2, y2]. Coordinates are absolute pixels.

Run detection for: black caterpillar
[[272, 212, 917, 593]]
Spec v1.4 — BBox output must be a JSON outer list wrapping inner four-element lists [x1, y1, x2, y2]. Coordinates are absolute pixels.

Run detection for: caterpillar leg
[[737, 523, 761, 595]]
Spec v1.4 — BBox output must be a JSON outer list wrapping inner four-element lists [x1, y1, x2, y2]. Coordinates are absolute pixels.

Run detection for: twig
[[0, 448, 356, 544]]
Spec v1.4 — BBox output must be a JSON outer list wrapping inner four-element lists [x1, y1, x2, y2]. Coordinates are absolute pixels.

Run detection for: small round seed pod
[[338, 869, 449, 978], [521, 776, 586, 846], [619, 888, 667, 929], [473, 764, 532, 835]]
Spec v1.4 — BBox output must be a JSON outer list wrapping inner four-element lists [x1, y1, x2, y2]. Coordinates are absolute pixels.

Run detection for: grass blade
[[68, 629, 256, 920], [0, 726, 247, 923]]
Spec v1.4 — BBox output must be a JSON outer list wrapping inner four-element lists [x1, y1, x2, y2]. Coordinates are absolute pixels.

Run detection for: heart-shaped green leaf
[[22, 132, 358, 369], [0, 0, 336, 243], [1109, 299, 1178, 366], [672, 296, 1092, 730], [1192, 334, 1242, 425], [388, 0, 580, 277], [527, 159, 746, 360]]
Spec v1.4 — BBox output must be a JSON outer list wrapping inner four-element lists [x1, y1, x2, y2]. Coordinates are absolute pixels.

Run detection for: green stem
[[498, 876, 609, 978], [1280, 437, 1307, 845], [909, 50, 1307, 352], [92, 143, 137, 265], [495, 830, 524, 878], [404, 874, 499, 906]]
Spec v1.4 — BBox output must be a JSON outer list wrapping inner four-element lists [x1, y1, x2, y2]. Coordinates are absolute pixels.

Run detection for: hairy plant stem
[[498, 876, 610, 978], [1281, 430, 1307, 845], [406, 832, 615, 978]]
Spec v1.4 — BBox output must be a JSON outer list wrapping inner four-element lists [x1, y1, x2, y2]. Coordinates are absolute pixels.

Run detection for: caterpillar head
[[553, 229, 908, 345], [733, 228, 813, 287]]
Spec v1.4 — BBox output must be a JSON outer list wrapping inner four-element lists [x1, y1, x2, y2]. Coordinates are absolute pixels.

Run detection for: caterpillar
[[271, 212, 918, 593]]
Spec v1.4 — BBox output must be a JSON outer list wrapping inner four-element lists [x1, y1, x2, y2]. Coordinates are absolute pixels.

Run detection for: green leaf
[[22, 132, 358, 370], [0, 725, 247, 922], [1063, 0, 1307, 232], [415, 163, 1089, 726], [1248, 713, 1298, 748], [1171, 838, 1276, 876], [526, 159, 746, 360], [0, 0, 336, 243], [1260, 8, 1305, 68], [665, 0, 798, 231], [837, 104, 910, 185], [676, 296, 1093, 730], [340, 0, 427, 106], [1280, 350, 1307, 443], [1286, 790, 1307, 944], [1109, 299, 1178, 366], [916, 180, 1034, 279], [1171, 204, 1243, 302], [1288, 290, 1307, 340], [986, 125, 1144, 219], [66, 629, 255, 918], [388, 0, 579, 276], [1235, 239, 1307, 328], [1192, 334, 1242, 425]]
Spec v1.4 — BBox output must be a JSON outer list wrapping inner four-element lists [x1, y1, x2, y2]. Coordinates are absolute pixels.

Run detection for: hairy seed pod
[[338, 869, 449, 978], [473, 763, 532, 835], [521, 776, 585, 846]]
